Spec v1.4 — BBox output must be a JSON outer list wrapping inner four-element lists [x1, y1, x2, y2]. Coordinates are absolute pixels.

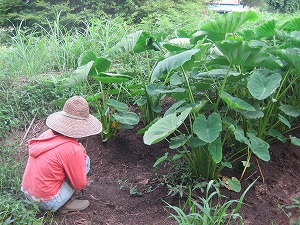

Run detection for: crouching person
[[21, 96, 102, 213]]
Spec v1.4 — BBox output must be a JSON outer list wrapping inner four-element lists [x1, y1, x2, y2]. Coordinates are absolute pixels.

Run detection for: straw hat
[[46, 96, 102, 138]]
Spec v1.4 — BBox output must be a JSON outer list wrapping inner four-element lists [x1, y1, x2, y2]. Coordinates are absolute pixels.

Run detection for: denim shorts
[[26, 156, 90, 212]]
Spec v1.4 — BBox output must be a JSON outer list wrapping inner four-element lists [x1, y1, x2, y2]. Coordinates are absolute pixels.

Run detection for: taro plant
[[108, 30, 170, 125], [62, 51, 139, 141], [143, 11, 300, 184]]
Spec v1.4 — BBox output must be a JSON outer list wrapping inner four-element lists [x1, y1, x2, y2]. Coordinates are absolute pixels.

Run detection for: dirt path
[[19, 120, 300, 225]]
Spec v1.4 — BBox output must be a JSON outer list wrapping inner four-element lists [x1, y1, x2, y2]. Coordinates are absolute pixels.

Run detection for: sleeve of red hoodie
[[63, 144, 87, 190]]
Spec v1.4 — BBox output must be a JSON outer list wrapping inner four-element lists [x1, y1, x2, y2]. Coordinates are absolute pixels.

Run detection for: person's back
[[21, 96, 102, 212]]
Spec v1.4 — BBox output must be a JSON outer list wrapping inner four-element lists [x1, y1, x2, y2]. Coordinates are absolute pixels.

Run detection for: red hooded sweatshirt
[[21, 129, 87, 200]]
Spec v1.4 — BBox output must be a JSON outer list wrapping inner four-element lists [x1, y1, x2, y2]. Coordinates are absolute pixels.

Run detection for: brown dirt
[[19, 119, 300, 225]]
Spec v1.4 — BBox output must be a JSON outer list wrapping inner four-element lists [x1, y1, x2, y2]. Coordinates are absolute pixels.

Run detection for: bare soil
[[19, 119, 300, 225]]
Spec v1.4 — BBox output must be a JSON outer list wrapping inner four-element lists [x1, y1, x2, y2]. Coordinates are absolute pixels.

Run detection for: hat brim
[[46, 111, 102, 138]]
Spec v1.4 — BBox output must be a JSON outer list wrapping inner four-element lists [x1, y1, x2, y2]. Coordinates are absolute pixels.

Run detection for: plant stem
[[181, 66, 194, 104], [214, 64, 231, 112]]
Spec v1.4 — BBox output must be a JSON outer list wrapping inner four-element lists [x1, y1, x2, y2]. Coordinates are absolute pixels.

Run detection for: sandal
[[59, 199, 90, 213]]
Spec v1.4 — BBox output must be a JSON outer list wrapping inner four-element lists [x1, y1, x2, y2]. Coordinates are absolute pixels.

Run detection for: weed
[[278, 198, 300, 225], [165, 179, 257, 224]]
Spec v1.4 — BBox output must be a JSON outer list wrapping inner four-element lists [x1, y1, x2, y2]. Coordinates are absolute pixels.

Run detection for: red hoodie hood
[[28, 129, 77, 158]]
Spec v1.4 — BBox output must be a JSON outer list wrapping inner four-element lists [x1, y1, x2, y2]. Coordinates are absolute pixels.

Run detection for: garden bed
[[19, 119, 300, 225]]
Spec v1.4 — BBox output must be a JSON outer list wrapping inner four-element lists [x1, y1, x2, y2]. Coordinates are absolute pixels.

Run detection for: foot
[[59, 199, 90, 213]]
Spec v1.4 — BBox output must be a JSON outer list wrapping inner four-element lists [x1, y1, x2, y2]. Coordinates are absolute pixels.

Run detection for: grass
[[0, 142, 43, 224], [165, 179, 257, 225]]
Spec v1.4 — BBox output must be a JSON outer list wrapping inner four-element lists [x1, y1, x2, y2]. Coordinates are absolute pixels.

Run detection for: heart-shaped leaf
[[193, 113, 222, 143], [144, 108, 192, 145], [247, 69, 281, 100]]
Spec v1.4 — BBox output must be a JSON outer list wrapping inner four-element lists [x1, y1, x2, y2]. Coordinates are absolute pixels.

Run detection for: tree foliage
[[0, 0, 203, 28], [266, 0, 300, 13]]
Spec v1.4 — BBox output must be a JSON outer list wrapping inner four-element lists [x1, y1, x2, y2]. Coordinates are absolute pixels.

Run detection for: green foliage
[[0, 0, 207, 30], [165, 179, 256, 224], [0, 144, 43, 224], [62, 50, 140, 141], [266, 0, 300, 13], [143, 11, 300, 185], [278, 198, 300, 225], [0, 194, 43, 225], [241, 0, 266, 8]]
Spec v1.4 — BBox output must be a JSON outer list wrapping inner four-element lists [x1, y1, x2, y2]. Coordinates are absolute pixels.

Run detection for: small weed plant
[[165, 179, 257, 225]]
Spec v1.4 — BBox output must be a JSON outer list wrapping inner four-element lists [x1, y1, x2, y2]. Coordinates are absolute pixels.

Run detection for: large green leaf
[[280, 48, 300, 70], [150, 49, 199, 82], [109, 30, 159, 56], [228, 125, 250, 146], [78, 51, 97, 66], [200, 11, 258, 34], [107, 99, 128, 111], [193, 113, 222, 143], [62, 61, 93, 87], [216, 41, 282, 68], [91, 72, 132, 84], [146, 83, 185, 96], [240, 108, 264, 119], [267, 129, 286, 143], [209, 137, 222, 163], [247, 69, 281, 100], [248, 133, 270, 161], [143, 108, 192, 145], [279, 105, 300, 117], [226, 177, 241, 192], [280, 17, 300, 32], [220, 91, 255, 111], [112, 111, 139, 126], [89, 58, 112, 77], [78, 51, 111, 77], [256, 20, 276, 38]]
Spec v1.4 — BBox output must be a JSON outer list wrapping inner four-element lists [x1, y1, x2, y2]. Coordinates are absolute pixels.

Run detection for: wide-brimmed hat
[[46, 96, 102, 138]]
